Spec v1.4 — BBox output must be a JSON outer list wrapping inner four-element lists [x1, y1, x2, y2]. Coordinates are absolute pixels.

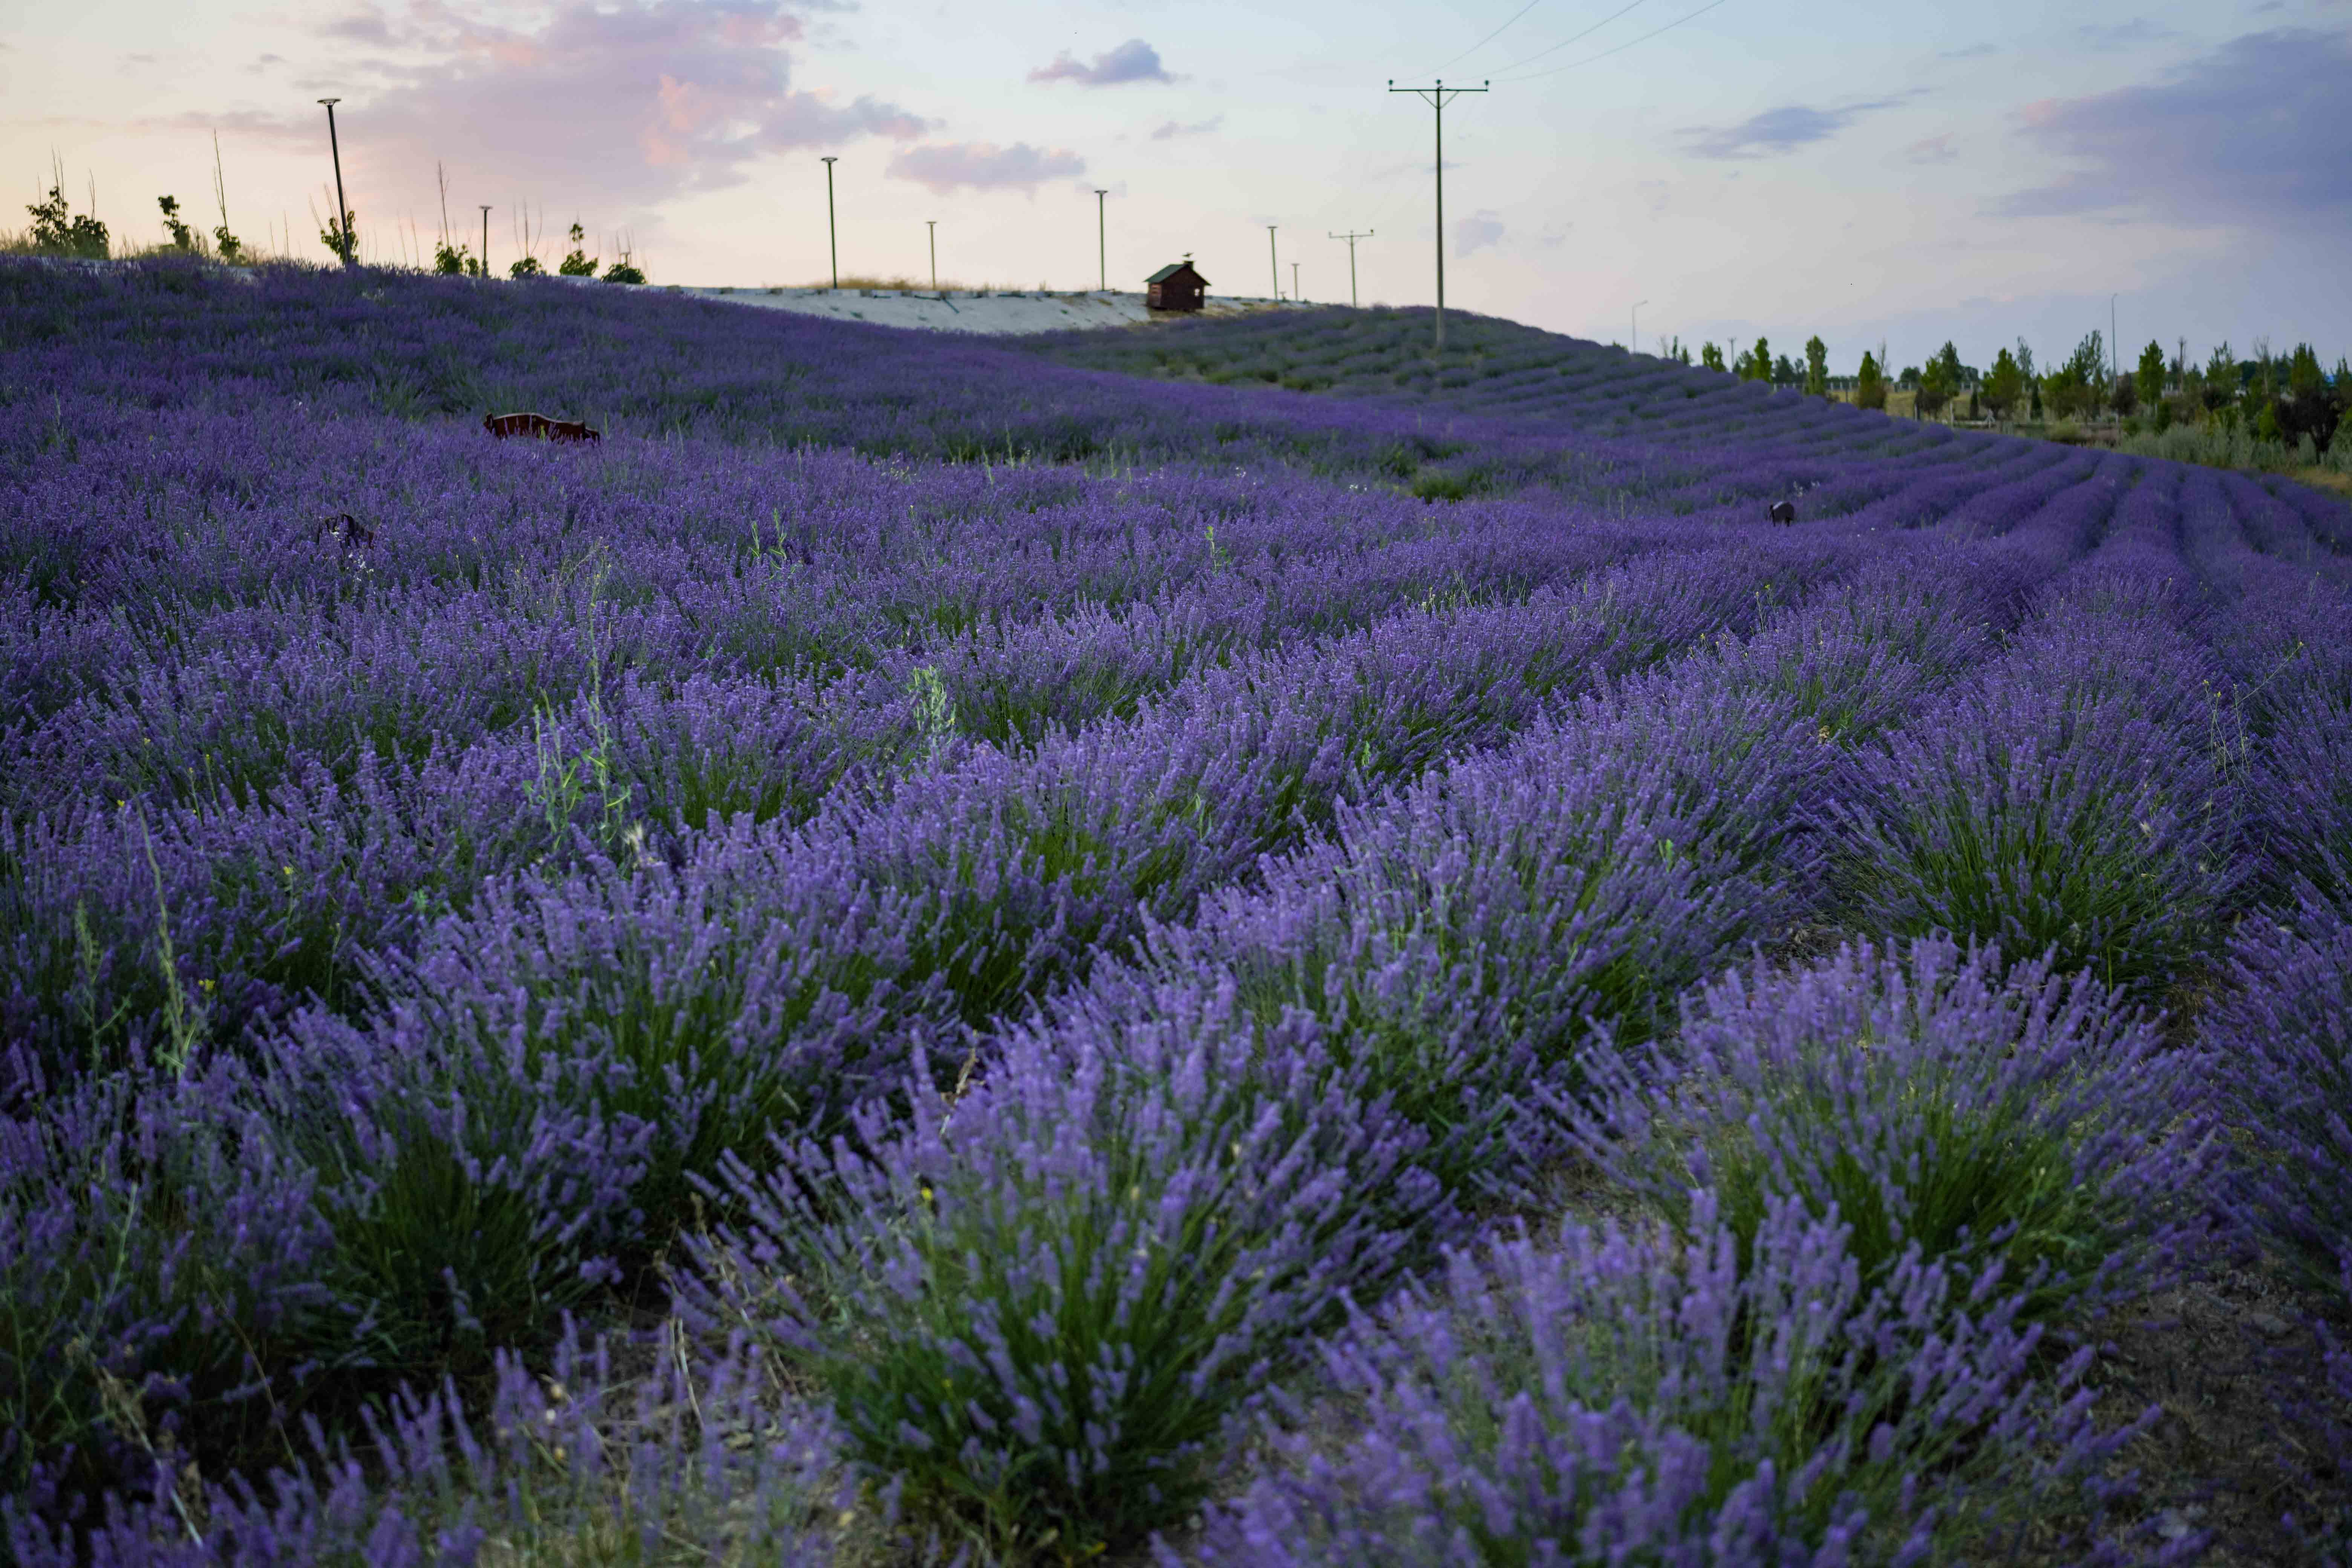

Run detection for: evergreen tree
[[2136, 340, 2167, 405], [1803, 335, 1828, 397], [1856, 351, 1886, 411], [1982, 347, 2023, 421]]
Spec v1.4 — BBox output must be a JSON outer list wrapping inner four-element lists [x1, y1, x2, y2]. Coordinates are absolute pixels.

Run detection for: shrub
[[1836, 632, 2236, 990], [1180, 1193, 2147, 1566], [2, 1325, 840, 1567], [2206, 892, 2352, 1292], [0, 1055, 344, 1498], [255, 1000, 652, 1380], [680, 971, 1448, 1560], [1559, 937, 2212, 1323]]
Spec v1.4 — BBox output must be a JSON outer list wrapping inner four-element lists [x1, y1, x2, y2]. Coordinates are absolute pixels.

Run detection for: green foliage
[[1916, 340, 1960, 420], [1983, 348, 2023, 420], [320, 207, 355, 263], [558, 221, 597, 277], [1700, 341, 1725, 372], [1803, 335, 1828, 397], [432, 238, 475, 276], [25, 184, 109, 259], [211, 224, 243, 263], [1855, 351, 1886, 411], [508, 253, 544, 278], [604, 255, 647, 286], [156, 195, 194, 253], [2136, 340, 2167, 408], [1738, 335, 1772, 382]]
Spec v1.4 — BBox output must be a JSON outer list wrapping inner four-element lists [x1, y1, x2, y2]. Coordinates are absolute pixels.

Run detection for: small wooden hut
[[1145, 260, 1207, 313]]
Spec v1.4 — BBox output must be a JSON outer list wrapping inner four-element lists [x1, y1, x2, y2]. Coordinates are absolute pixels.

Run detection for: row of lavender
[[4, 263, 2350, 1561]]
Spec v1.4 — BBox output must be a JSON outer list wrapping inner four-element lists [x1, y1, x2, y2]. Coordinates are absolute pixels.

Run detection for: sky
[[3, 0, 2347, 374]]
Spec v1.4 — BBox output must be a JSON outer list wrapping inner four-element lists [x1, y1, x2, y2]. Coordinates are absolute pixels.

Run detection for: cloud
[[1997, 28, 2352, 230], [887, 140, 1085, 194], [169, 2, 930, 212], [1906, 133, 1958, 164], [2076, 19, 2177, 48], [1939, 42, 1998, 59], [1028, 38, 1174, 87], [1149, 115, 1222, 140], [1455, 210, 1504, 256], [1677, 97, 1909, 159]]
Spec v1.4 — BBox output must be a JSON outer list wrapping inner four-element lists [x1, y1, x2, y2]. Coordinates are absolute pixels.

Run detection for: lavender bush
[[1561, 937, 2213, 1322], [1836, 598, 2238, 989], [2, 1324, 841, 1568], [680, 971, 1449, 1560], [1178, 1194, 2149, 1566], [2205, 892, 2352, 1290]]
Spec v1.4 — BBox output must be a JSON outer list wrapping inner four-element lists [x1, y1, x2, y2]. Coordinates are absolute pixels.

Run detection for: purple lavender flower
[[1557, 936, 2214, 1321]]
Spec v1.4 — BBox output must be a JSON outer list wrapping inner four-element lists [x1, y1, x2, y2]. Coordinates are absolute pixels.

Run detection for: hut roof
[[1146, 261, 1207, 285]]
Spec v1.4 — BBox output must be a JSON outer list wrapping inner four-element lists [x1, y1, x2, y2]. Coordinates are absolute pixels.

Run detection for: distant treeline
[[1659, 331, 2349, 469]]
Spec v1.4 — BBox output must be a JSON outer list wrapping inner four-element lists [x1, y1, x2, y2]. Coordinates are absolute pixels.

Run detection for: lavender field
[[5, 257, 2352, 1565]]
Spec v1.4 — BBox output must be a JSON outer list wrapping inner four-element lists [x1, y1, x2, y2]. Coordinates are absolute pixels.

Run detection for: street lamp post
[[927, 219, 938, 297], [316, 97, 352, 266], [1268, 225, 1278, 300], [479, 204, 492, 278], [820, 156, 839, 289], [1092, 188, 1107, 292]]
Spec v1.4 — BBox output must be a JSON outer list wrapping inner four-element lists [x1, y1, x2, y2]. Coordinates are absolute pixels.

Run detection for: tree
[[603, 253, 647, 285], [1982, 347, 2023, 421], [2201, 341, 2236, 414], [433, 239, 473, 276], [2277, 343, 2341, 453], [1856, 351, 1886, 411], [1770, 353, 1799, 386], [2062, 331, 2107, 420], [558, 222, 598, 277], [508, 254, 545, 278], [1700, 342, 1725, 372], [1915, 341, 1962, 422], [156, 195, 195, 252], [1737, 335, 1772, 382], [1803, 335, 1828, 397], [26, 184, 109, 259], [319, 207, 356, 263], [2137, 340, 2167, 405], [1932, 340, 1963, 393]]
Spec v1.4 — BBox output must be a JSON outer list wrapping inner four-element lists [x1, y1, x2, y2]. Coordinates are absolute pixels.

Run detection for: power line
[[1495, 0, 1733, 82], [1329, 230, 1373, 307], [1388, 78, 1489, 354], [1485, 0, 1650, 77], [1433, 0, 1546, 71]]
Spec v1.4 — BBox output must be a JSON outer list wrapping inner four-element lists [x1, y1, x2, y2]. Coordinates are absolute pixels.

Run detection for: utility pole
[[1387, 77, 1487, 354], [1631, 299, 1648, 354], [2110, 292, 2119, 415], [820, 156, 839, 289], [316, 98, 352, 266], [1291, 260, 1300, 304], [479, 205, 492, 278], [1329, 230, 1372, 308], [927, 219, 938, 296], [1268, 225, 1278, 299], [1093, 188, 1107, 292]]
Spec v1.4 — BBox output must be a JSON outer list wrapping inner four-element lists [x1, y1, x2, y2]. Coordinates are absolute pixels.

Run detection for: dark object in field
[[484, 411, 601, 444], [1769, 500, 1797, 525], [1146, 259, 1208, 313], [313, 512, 374, 549]]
